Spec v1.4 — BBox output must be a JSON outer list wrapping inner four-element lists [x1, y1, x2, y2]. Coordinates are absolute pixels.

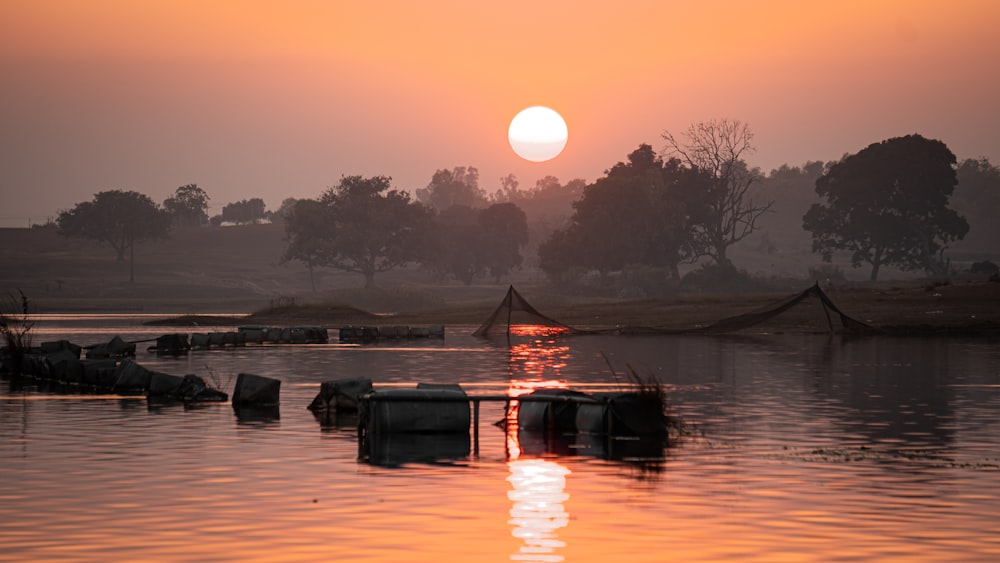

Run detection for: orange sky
[[1, 0, 998, 224]]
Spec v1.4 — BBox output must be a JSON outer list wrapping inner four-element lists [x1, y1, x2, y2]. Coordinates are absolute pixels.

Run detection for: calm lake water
[[2, 315, 999, 562]]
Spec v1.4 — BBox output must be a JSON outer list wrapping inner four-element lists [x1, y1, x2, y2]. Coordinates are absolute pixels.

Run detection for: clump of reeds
[[0, 290, 34, 375], [601, 351, 694, 438]]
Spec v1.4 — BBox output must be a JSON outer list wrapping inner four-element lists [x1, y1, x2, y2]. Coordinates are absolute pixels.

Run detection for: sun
[[508, 106, 568, 162]]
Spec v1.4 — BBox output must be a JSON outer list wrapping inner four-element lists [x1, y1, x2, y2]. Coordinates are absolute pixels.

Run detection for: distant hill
[[0, 223, 317, 312]]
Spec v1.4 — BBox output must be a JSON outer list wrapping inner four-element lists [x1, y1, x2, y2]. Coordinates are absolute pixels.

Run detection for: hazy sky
[[2, 0, 998, 226]]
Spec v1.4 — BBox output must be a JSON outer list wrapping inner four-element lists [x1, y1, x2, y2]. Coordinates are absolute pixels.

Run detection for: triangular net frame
[[472, 286, 586, 338]]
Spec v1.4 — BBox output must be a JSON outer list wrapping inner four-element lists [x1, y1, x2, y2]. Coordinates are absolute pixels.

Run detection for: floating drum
[[86, 336, 135, 359], [308, 377, 373, 412], [232, 373, 281, 407], [365, 386, 470, 434], [190, 333, 210, 349], [408, 326, 430, 338], [517, 389, 593, 432], [148, 371, 185, 397], [112, 360, 153, 394], [40, 340, 82, 359], [153, 333, 190, 355], [576, 392, 668, 436]]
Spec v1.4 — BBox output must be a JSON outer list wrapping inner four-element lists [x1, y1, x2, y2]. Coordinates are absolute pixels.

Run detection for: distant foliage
[[951, 157, 1000, 252], [221, 198, 267, 225], [415, 166, 488, 211], [163, 184, 210, 227], [283, 175, 432, 289], [423, 202, 529, 284], [970, 260, 999, 275]]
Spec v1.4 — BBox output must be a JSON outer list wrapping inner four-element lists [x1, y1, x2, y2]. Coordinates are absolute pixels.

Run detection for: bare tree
[[661, 118, 772, 265]]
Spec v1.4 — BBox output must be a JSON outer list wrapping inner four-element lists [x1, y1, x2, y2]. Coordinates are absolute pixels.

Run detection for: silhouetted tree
[[57, 190, 171, 282], [284, 175, 431, 289], [416, 166, 488, 211], [163, 184, 210, 227], [221, 198, 267, 225], [425, 205, 483, 285], [280, 199, 331, 292], [802, 134, 969, 281], [662, 118, 772, 265], [539, 144, 705, 281], [421, 202, 529, 285], [478, 202, 529, 282], [275, 197, 300, 222]]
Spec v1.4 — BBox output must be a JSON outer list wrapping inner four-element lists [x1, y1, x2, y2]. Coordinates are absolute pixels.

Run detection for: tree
[[284, 175, 431, 289], [661, 118, 772, 265], [163, 184, 210, 227], [538, 144, 703, 281], [415, 166, 488, 211], [280, 199, 331, 292], [424, 205, 484, 285], [478, 202, 529, 282], [221, 198, 267, 225], [57, 190, 171, 282], [951, 157, 1000, 252], [802, 134, 969, 281]]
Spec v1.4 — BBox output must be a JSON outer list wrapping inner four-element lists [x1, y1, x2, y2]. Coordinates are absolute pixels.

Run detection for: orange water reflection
[[503, 325, 574, 562], [503, 324, 571, 460], [507, 459, 571, 563]]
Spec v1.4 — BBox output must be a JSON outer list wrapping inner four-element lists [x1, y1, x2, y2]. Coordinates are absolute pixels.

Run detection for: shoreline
[[138, 281, 1000, 337]]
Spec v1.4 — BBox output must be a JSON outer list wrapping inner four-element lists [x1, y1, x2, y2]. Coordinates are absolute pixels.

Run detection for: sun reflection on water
[[502, 325, 576, 562], [507, 459, 571, 563]]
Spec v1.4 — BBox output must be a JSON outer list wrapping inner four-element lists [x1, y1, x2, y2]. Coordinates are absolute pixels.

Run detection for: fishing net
[[472, 286, 586, 337]]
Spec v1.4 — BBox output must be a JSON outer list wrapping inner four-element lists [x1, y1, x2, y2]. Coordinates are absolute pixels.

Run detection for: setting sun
[[508, 106, 568, 162]]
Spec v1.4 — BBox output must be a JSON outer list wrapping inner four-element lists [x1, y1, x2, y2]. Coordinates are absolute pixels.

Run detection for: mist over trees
[[35, 121, 1000, 294], [423, 202, 529, 285], [56, 190, 171, 282], [951, 157, 1000, 253], [803, 134, 969, 281]]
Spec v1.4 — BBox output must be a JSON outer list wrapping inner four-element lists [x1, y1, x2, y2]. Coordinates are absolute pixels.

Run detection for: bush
[[680, 262, 760, 293], [970, 260, 999, 275]]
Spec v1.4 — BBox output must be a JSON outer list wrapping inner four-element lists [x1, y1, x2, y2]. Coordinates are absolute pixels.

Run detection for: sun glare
[[508, 106, 568, 162]]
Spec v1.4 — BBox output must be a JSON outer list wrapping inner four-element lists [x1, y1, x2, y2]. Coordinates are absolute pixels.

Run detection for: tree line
[[52, 119, 1000, 286]]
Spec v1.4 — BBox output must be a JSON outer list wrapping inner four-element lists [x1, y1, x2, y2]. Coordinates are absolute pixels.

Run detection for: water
[[2, 315, 999, 562]]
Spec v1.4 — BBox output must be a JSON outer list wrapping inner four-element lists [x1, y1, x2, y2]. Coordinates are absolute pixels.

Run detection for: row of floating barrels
[[338, 325, 445, 342], [2, 341, 281, 407], [150, 326, 330, 353], [151, 324, 445, 353]]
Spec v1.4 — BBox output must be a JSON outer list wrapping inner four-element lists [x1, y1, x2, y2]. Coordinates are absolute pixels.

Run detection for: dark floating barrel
[[308, 377, 373, 413], [86, 336, 135, 359], [363, 384, 470, 434], [232, 373, 281, 407]]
